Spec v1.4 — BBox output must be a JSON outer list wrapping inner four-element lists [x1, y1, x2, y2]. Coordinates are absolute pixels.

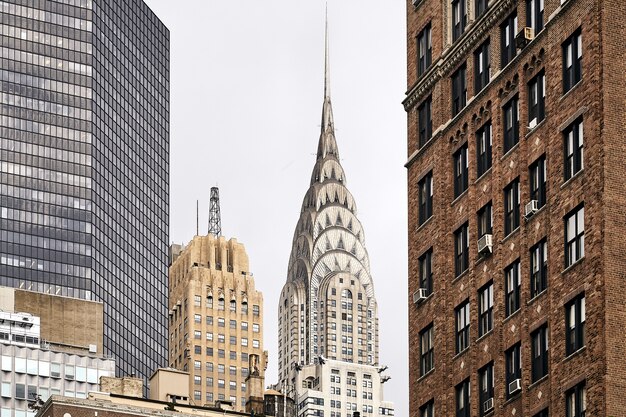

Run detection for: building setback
[[0, 0, 169, 383], [405, 0, 625, 416], [169, 235, 266, 412]]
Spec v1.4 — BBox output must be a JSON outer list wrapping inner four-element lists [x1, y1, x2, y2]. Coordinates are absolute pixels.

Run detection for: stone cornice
[[403, 0, 515, 111]]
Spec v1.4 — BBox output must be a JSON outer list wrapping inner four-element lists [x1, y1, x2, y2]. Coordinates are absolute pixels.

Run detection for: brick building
[[404, 0, 625, 416]]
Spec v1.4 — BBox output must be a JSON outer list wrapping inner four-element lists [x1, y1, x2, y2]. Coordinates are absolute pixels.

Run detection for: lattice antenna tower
[[208, 187, 222, 237]]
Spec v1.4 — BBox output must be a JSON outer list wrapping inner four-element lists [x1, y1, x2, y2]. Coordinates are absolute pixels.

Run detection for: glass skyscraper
[[0, 0, 169, 383]]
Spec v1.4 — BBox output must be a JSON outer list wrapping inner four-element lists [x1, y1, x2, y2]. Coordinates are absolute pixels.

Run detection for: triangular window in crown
[[336, 212, 343, 227], [337, 236, 345, 250]]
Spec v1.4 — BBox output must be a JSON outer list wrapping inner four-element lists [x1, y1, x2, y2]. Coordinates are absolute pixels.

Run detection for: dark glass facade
[[0, 0, 169, 384]]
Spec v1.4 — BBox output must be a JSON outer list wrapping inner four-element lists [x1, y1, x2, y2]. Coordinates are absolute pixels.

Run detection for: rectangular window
[[528, 70, 545, 127], [455, 301, 470, 353], [418, 172, 433, 224], [420, 400, 434, 417], [476, 122, 492, 177], [478, 282, 493, 337], [478, 362, 494, 416], [477, 202, 493, 238], [417, 24, 432, 76], [456, 379, 471, 417], [565, 294, 585, 355], [531, 325, 549, 382], [474, 40, 490, 93], [454, 223, 469, 276], [452, 64, 467, 116], [503, 96, 519, 152], [454, 144, 469, 197], [504, 179, 520, 235], [452, 0, 467, 41], [419, 249, 433, 295], [565, 205, 585, 267], [563, 29, 582, 93], [500, 13, 517, 67], [505, 343, 521, 399], [475, 0, 488, 18], [534, 409, 549, 417], [420, 324, 434, 376], [566, 381, 586, 417], [418, 96, 433, 147], [529, 156, 547, 209], [505, 261, 521, 316], [526, 0, 544, 33], [530, 239, 548, 298], [564, 118, 584, 181]]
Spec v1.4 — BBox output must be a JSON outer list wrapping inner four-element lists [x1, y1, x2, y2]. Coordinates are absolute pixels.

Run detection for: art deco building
[[0, 0, 169, 382], [405, 0, 624, 415], [278, 24, 393, 417], [169, 235, 265, 412]]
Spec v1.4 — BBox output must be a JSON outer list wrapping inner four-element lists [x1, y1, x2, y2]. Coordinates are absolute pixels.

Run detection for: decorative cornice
[[403, 0, 515, 112]]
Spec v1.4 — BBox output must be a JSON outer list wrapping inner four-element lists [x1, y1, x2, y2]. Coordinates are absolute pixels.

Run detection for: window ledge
[[414, 292, 435, 308], [500, 227, 520, 244], [416, 368, 435, 382], [524, 204, 546, 223], [525, 118, 546, 138], [562, 256, 585, 275], [527, 289, 548, 305], [503, 392, 522, 406], [451, 189, 468, 206], [452, 347, 470, 361], [474, 167, 492, 184], [502, 309, 521, 324], [452, 269, 469, 284], [560, 79, 583, 102], [476, 329, 493, 343], [528, 375, 549, 390], [561, 169, 584, 189], [500, 142, 520, 161], [416, 216, 433, 233], [563, 346, 586, 362]]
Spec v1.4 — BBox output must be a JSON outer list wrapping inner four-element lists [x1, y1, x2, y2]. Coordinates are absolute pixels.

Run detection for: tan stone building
[[169, 235, 266, 412]]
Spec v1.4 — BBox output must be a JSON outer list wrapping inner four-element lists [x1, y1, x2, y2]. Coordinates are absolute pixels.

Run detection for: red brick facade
[[405, 0, 626, 416]]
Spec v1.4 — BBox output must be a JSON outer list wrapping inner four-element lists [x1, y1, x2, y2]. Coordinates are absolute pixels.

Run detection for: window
[[194, 330, 201, 339], [454, 223, 469, 276], [504, 179, 520, 236], [565, 294, 585, 355], [505, 343, 521, 398], [194, 314, 201, 323], [230, 319, 237, 329], [452, 0, 467, 41], [453, 144, 469, 197], [474, 40, 490, 92], [503, 96, 519, 152], [566, 381, 586, 417], [194, 361, 201, 370], [218, 364, 225, 374], [218, 379, 225, 389], [478, 362, 494, 416], [452, 64, 467, 116], [253, 305, 260, 316], [218, 334, 225, 343], [194, 375, 201, 385], [15, 384, 25, 399], [500, 13, 517, 67], [218, 317, 225, 327], [529, 156, 547, 209], [505, 261, 521, 316], [253, 339, 260, 348], [564, 118, 584, 181], [565, 205, 585, 267], [420, 324, 434, 375], [418, 96, 433, 147], [230, 300, 236, 312], [455, 301, 470, 353], [530, 239, 548, 298], [417, 24, 432, 76], [533, 409, 549, 417], [418, 172, 433, 224], [456, 379, 471, 417], [531, 325, 549, 382], [478, 282, 493, 336], [476, 122, 492, 177], [241, 321, 248, 331], [419, 249, 433, 295], [526, 0, 544, 33], [563, 29, 582, 93], [419, 400, 434, 417], [252, 323, 260, 333], [477, 202, 493, 238], [229, 336, 236, 345], [528, 71, 545, 127], [475, 0, 488, 18], [242, 338, 248, 347]]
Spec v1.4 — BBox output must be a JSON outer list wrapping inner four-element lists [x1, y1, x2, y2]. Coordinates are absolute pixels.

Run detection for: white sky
[[143, 1, 408, 414]]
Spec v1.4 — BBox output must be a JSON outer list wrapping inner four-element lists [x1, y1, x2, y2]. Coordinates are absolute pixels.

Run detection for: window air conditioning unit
[[413, 288, 428, 304], [508, 378, 522, 395], [525, 200, 539, 219], [515, 27, 535, 49], [483, 397, 494, 413], [528, 118, 537, 129], [477, 234, 493, 255]]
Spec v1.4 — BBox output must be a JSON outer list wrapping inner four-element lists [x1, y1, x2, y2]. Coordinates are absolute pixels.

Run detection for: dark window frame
[[478, 281, 493, 337], [529, 155, 547, 208], [476, 122, 492, 177], [526, 0, 544, 33], [418, 96, 433, 148], [417, 24, 433, 77], [565, 294, 585, 355], [454, 144, 469, 198], [530, 239, 548, 298], [418, 172, 433, 224], [503, 96, 519, 153], [563, 29, 582, 93], [564, 117, 584, 181], [420, 324, 434, 376], [474, 39, 490, 93], [452, 0, 467, 42], [456, 379, 471, 417], [528, 70, 545, 126], [505, 260, 521, 317], [454, 223, 469, 277], [455, 300, 470, 354], [531, 325, 549, 382], [419, 249, 433, 295], [420, 400, 435, 417], [477, 202, 493, 238], [565, 381, 586, 417], [475, 0, 488, 18], [500, 13, 517, 67], [452, 64, 467, 116], [504, 179, 520, 236], [565, 205, 585, 267], [478, 362, 494, 416], [505, 343, 522, 399]]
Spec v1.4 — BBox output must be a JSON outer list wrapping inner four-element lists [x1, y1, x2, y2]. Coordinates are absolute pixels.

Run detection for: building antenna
[[208, 187, 222, 237], [196, 200, 199, 236]]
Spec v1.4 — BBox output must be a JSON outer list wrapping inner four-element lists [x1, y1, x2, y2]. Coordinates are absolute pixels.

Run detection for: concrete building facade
[[169, 235, 265, 412], [405, 0, 626, 415]]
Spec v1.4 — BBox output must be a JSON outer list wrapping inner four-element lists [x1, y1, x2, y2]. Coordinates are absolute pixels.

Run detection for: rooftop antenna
[[208, 187, 222, 237], [196, 200, 199, 236]]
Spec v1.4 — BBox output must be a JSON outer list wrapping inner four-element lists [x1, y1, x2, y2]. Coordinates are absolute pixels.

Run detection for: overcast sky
[[143, 1, 408, 414]]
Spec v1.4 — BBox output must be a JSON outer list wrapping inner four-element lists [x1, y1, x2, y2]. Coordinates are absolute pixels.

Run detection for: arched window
[[230, 300, 236, 313], [341, 289, 352, 299]]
